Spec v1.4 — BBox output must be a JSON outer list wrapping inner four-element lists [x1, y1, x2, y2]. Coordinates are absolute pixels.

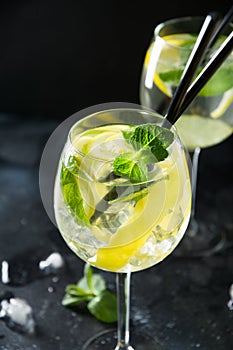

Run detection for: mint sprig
[[113, 152, 148, 183], [61, 156, 90, 226], [113, 123, 174, 182], [157, 34, 233, 97], [62, 264, 117, 323], [159, 65, 233, 97]]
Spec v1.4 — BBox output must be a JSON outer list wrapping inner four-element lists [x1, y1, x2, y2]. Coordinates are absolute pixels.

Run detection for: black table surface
[[0, 114, 233, 350]]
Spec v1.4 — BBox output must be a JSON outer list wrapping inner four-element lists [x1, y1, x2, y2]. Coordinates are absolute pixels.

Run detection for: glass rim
[[154, 15, 233, 50], [66, 107, 178, 163]]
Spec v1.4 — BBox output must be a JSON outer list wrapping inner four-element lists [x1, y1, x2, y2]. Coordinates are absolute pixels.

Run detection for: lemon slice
[[211, 88, 233, 118], [91, 184, 166, 271], [73, 131, 115, 156], [92, 230, 152, 271], [144, 43, 171, 97], [144, 35, 190, 97], [92, 158, 183, 271]]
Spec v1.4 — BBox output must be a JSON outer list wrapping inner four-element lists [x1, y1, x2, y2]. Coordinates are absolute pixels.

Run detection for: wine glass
[[139, 16, 233, 256], [53, 103, 192, 349]]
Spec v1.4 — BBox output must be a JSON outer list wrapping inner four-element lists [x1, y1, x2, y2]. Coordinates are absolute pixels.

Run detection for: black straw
[[208, 4, 233, 47], [171, 30, 233, 122], [164, 12, 221, 124]]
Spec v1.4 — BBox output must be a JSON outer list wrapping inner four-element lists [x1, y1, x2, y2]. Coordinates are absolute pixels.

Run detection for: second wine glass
[[139, 16, 233, 256]]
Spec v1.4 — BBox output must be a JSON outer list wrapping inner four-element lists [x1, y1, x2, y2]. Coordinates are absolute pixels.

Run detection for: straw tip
[[207, 11, 222, 22]]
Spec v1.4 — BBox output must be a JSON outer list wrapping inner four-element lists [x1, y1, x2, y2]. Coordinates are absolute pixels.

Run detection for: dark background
[[0, 2, 233, 349], [0, 0, 232, 120]]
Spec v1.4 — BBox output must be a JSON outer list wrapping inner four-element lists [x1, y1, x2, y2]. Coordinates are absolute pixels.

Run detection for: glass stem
[[191, 147, 201, 220], [115, 272, 134, 350]]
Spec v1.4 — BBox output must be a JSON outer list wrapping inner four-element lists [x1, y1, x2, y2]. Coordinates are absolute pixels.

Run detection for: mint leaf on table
[[113, 124, 174, 183], [79, 263, 106, 295], [62, 264, 117, 323], [60, 156, 90, 226], [87, 290, 118, 323]]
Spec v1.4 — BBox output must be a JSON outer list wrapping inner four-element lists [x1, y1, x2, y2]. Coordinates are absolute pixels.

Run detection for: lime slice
[[175, 114, 232, 150]]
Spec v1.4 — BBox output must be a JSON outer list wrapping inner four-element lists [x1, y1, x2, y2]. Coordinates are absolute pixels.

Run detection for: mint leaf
[[159, 65, 233, 96], [180, 38, 197, 49], [91, 274, 106, 294], [158, 32, 233, 98], [62, 294, 91, 307], [113, 152, 148, 183], [62, 264, 117, 323], [87, 290, 117, 323], [65, 284, 90, 296], [77, 263, 106, 294], [84, 263, 93, 290], [158, 34, 232, 97], [123, 124, 174, 157], [108, 185, 149, 204], [61, 156, 90, 226], [158, 36, 197, 84], [62, 282, 94, 307], [159, 69, 183, 85], [113, 124, 173, 183], [199, 66, 233, 96]]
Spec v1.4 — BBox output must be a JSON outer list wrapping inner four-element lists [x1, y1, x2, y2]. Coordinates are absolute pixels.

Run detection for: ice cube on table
[[38, 252, 64, 273], [0, 298, 35, 334], [1, 260, 10, 284]]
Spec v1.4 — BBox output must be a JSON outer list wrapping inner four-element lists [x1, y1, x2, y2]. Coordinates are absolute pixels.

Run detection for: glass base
[[82, 328, 164, 350], [175, 218, 233, 257]]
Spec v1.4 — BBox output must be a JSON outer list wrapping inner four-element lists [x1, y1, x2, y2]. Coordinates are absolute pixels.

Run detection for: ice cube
[[0, 298, 35, 334], [39, 252, 64, 274], [1, 260, 10, 284]]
